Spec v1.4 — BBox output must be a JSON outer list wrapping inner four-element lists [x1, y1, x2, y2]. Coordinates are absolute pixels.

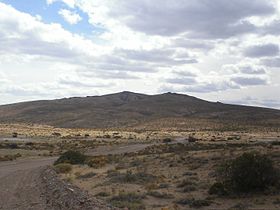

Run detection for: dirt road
[[0, 157, 115, 210], [0, 157, 56, 209]]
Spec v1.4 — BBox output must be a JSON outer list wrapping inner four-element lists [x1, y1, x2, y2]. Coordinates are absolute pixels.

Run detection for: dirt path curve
[[0, 157, 56, 210], [0, 157, 56, 178], [0, 157, 115, 210]]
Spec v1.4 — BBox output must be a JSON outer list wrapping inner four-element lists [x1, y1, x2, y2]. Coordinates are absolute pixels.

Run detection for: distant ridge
[[0, 91, 279, 129]]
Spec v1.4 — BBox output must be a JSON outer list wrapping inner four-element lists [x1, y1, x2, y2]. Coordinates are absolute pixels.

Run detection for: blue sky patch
[[0, 0, 102, 36]]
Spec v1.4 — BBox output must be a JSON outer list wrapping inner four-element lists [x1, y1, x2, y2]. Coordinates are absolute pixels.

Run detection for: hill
[[0, 91, 279, 129]]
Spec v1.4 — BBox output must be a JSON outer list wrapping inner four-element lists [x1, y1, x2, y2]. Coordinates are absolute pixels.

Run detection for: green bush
[[216, 152, 279, 193], [54, 150, 86, 165], [208, 182, 227, 196], [54, 163, 72, 173]]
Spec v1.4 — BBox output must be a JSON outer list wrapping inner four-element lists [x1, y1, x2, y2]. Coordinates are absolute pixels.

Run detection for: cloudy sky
[[0, 0, 280, 108]]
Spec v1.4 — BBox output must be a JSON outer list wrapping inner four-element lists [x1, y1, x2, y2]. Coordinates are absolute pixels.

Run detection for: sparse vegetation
[[109, 193, 146, 210], [77, 172, 96, 179], [54, 163, 72, 174], [86, 156, 108, 168], [1, 122, 280, 210], [147, 191, 174, 199], [108, 170, 157, 184], [54, 150, 86, 165], [177, 198, 212, 208]]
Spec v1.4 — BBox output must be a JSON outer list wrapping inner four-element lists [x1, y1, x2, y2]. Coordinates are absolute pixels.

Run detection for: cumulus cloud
[[244, 43, 279, 57], [0, 3, 100, 60], [104, 0, 275, 38], [222, 64, 267, 75], [58, 9, 82, 25], [0, 1, 280, 107], [161, 63, 270, 93]]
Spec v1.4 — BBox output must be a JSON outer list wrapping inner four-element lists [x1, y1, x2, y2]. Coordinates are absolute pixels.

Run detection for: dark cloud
[[262, 19, 280, 35], [261, 57, 280, 67], [172, 70, 197, 77], [244, 43, 279, 58], [224, 97, 280, 109], [110, 0, 275, 38], [182, 82, 239, 93], [231, 76, 268, 86], [238, 65, 266, 74], [165, 77, 197, 85]]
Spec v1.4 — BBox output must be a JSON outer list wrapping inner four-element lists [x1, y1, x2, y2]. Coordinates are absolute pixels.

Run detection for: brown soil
[[0, 158, 116, 210]]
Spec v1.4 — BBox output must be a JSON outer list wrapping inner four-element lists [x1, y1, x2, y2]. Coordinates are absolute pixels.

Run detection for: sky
[[0, 0, 279, 109]]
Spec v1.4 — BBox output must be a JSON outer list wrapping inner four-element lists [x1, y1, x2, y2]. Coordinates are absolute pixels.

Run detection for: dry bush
[[54, 163, 72, 174]]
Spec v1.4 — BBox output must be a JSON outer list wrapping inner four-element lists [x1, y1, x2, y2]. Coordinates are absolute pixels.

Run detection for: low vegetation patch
[[95, 192, 110, 197], [0, 153, 21, 161], [77, 172, 97, 179], [54, 150, 86, 165], [108, 170, 157, 184], [54, 163, 72, 174], [177, 198, 212, 208], [86, 155, 108, 168], [109, 192, 146, 210], [147, 191, 174, 199]]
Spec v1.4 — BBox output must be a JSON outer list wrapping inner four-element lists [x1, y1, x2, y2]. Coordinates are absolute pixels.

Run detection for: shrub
[[217, 152, 279, 193], [271, 141, 280, 146], [177, 179, 197, 188], [0, 154, 21, 161], [208, 182, 228, 196], [147, 191, 174, 199], [86, 156, 108, 168], [77, 172, 97, 179], [188, 136, 197, 143], [109, 193, 146, 210], [163, 138, 172, 143], [54, 150, 86, 165], [52, 132, 61, 137], [54, 163, 72, 173], [177, 198, 211, 208], [7, 143, 18, 149], [190, 199, 212, 208], [96, 192, 110, 197]]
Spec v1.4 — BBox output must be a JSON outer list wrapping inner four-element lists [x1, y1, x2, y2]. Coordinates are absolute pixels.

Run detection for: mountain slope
[[0, 91, 279, 128]]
